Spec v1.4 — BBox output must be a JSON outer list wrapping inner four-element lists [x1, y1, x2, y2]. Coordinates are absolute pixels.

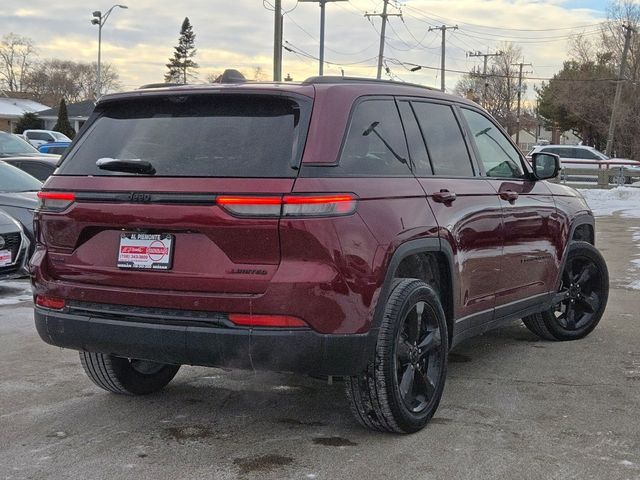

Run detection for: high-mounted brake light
[[216, 194, 357, 218], [37, 191, 76, 211], [228, 313, 308, 328]]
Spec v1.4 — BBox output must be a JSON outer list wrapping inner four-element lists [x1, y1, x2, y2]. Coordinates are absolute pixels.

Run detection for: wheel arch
[[367, 238, 456, 355], [555, 214, 596, 290]]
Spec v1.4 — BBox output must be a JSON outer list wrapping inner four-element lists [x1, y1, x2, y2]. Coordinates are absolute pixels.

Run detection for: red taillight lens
[[216, 194, 357, 218], [228, 314, 308, 328], [283, 194, 357, 216], [216, 196, 282, 217], [35, 295, 66, 310], [37, 191, 76, 211]]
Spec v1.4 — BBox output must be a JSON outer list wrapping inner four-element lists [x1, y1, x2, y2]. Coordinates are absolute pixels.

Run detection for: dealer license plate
[[117, 233, 173, 270], [0, 249, 11, 267]]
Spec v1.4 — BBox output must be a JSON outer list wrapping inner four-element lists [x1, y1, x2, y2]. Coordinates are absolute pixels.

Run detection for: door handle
[[500, 190, 519, 202], [432, 189, 457, 203]]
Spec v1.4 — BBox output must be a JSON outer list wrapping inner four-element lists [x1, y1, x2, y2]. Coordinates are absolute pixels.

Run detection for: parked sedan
[[0, 131, 59, 160], [2, 157, 58, 181], [0, 162, 41, 255], [0, 210, 30, 279]]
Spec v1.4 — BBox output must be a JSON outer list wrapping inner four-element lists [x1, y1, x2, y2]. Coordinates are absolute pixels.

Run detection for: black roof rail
[[302, 76, 439, 91], [138, 82, 186, 89]]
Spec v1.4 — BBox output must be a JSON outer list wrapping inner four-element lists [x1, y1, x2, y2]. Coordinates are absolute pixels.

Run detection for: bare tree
[[0, 33, 37, 92], [454, 43, 523, 134], [25, 59, 121, 104]]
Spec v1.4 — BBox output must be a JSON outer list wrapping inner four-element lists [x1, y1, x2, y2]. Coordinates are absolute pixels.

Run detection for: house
[[512, 127, 582, 153], [37, 99, 95, 133], [0, 96, 51, 133]]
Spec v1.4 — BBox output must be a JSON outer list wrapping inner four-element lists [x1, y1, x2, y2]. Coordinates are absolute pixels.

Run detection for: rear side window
[[337, 99, 411, 176], [411, 102, 474, 177], [57, 94, 309, 177]]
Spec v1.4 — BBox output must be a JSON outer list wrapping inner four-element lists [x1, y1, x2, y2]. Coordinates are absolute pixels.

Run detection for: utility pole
[[300, 0, 347, 76], [468, 50, 503, 107], [605, 24, 636, 156], [273, 0, 282, 81], [428, 24, 458, 92], [512, 60, 532, 146], [365, 0, 401, 79]]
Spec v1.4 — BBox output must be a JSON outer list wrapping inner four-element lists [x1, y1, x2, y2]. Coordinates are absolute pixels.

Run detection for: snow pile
[[577, 187, 640, 218]]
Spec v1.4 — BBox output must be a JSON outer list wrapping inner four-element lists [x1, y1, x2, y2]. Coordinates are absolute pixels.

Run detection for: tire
[[345, 278, 448, 433], [79, 352, 180, 395], [522, 241, 609, 341]]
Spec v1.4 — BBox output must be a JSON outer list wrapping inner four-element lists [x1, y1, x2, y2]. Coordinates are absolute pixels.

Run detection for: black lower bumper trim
[[34, 308, 371, 376]]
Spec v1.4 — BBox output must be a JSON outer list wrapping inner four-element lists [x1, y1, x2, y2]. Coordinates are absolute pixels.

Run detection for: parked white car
[[22, 129, 71, 148], [527, 144, 640, 169]]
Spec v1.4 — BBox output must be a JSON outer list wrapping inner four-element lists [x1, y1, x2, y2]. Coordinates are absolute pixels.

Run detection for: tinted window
[[0, 162, 43, 191], [17, 161, 56, 181], [544, 147, 573, 158], [412, 102, 474, 177], [58, 95, 309, 177], [27, 132, 53, 141], [461, 109, 524, 178], [398, 101, 431, 175], [337, 99, 411, 176], [577, 149, 601, 160]]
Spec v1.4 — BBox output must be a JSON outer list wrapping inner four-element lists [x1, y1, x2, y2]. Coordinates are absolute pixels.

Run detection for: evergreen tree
[[52, 98, 75, 139], [14, 112, 43, 134], [165, 17, 198, 84]]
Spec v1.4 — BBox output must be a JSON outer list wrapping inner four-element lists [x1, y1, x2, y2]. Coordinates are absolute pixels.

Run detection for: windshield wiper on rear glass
[[96, 157, 156, 175]]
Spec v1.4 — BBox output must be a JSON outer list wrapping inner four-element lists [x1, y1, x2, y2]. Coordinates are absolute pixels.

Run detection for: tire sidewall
[[382, 280, 448, 432]]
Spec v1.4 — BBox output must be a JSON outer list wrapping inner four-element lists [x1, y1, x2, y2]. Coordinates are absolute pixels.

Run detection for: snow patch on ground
[[0, 279, 32, 306], [578, 187, 640, 218]]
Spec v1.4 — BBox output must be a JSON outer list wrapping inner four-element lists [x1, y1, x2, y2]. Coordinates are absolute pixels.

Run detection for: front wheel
[[80, 352, 180, 395], [345, 279, 449, 433], [522, 241, 609, 341]]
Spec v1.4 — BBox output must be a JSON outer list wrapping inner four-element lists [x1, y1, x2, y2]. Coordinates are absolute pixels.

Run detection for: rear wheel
[[522, 241, 608, 341], [345, 279, 448, 433], [79, 352, 180, 395]]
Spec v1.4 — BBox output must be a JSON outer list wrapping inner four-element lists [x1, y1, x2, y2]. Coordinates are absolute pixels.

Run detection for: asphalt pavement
[[0, 214, 639, 480]]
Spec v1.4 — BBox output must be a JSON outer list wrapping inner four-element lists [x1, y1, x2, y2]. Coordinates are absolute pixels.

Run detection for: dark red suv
[[32, 77, 609, 433]]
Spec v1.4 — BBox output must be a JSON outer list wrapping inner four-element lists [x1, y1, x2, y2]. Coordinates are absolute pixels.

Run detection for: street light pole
[[91, 4, 128, 98]]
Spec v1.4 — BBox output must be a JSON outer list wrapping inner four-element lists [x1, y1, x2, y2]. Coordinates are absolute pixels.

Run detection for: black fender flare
[[363, 237, 456, 358], [554, 213, 596, 290]]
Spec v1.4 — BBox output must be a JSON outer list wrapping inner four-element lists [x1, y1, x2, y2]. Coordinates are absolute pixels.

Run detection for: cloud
[[2, 0, 608, 93]]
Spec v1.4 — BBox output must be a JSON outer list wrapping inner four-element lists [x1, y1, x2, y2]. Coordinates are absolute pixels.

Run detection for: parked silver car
[[0, 211, 29, 279]]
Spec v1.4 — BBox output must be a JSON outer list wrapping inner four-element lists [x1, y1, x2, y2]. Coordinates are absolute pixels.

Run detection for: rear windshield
[[0, 162, 43, 192], [57, 94, 309, 177]]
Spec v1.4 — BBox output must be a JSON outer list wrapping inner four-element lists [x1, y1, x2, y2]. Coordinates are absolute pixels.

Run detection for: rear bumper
[[34, 307, 372, 376]]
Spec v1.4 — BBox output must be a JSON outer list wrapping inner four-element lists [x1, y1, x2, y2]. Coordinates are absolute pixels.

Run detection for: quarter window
[[411, 102, 474, 177], [461, 109, 524, 178]]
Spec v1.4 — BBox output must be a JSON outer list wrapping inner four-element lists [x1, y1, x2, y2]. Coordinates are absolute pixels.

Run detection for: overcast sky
[[3, 0, 612, 95]]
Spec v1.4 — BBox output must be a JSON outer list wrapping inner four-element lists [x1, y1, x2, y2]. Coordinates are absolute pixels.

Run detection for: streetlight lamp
[[91, 4, 128, 98], [299, 0, 347, 76]]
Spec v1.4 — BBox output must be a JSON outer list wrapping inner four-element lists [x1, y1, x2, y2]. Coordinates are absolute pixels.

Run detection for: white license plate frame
[[117, 233, 174, 270]]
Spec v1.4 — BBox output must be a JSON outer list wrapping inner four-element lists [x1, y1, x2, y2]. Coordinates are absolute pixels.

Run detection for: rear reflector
[[37, 191, 76, 211], [228, 313, 308, 328], [216, 194, 357, 217], [35, 296, 66, 310]]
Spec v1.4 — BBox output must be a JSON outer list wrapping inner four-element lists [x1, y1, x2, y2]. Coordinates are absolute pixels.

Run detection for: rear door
[[459, 107, 560, 314], [406, 99, 504, 328], [39, 93, 311, 295]]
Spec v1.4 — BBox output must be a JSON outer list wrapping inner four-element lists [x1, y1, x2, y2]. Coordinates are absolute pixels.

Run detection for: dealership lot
[[0, 214, 639, 480]]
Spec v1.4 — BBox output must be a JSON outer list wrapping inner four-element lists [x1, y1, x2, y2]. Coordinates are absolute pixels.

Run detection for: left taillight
[[35, 295, 66, 310], [37, 191, 75, 212]]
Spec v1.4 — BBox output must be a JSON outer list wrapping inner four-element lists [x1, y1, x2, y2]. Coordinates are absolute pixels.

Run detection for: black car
[[0, 210, 29, 279], [0, 162, 41, 254]]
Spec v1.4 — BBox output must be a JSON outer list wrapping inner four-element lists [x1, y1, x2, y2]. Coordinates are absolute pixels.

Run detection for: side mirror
[[531, 152, 560, 180]]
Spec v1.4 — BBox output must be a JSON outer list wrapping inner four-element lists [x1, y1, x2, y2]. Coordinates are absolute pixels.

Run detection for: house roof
[[37, 100, 95, 120], [0, 98, 51, 119]]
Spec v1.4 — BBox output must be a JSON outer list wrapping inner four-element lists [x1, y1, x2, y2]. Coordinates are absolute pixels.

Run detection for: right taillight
[[37, 191, 76, 212], [216, 194, 357, 218]]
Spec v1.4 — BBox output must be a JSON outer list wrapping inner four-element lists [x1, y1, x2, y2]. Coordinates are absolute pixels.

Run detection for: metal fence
[[550, 160, 640, 189]]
